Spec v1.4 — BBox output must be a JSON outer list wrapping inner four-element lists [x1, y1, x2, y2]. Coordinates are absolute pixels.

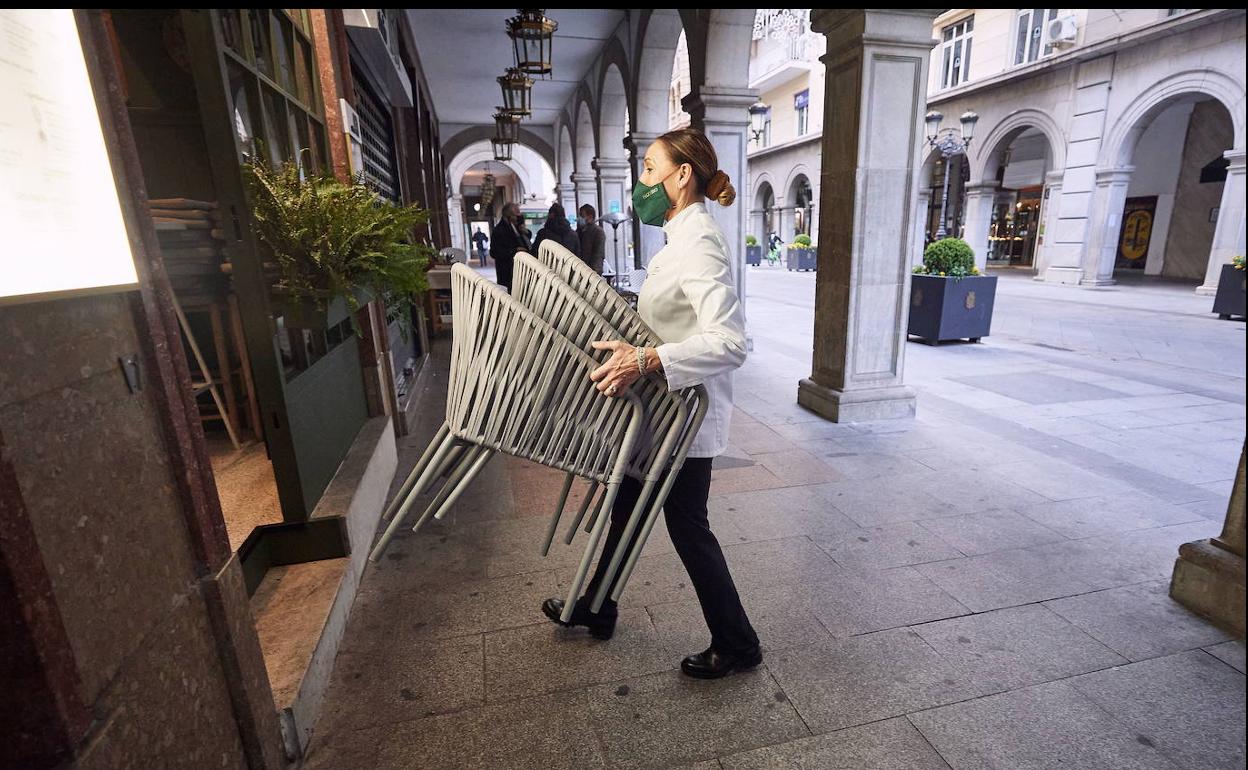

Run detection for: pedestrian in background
[[577, 203, 606, 274], [532, 202, 580, 258]]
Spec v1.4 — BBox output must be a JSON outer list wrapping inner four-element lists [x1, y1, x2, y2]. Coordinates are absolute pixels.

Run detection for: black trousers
[[583, 457, 760, 655], [495, 256, 514, 293]]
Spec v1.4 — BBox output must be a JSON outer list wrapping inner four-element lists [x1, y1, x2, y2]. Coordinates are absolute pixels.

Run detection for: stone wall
[[0, 293, 259, 768]]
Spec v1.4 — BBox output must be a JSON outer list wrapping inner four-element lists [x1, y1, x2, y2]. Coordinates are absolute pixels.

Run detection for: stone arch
[[1101, 69, 1246, 168], [598, 62, 629, 160], [596, 35, 633, 131], [634, 10, 685, 137], [446, 142, 551, 203], [751, 172, 777, 207], [441, 125, 556, 174], [783, 165, 815, 203], [969, 108, 1066, 186]]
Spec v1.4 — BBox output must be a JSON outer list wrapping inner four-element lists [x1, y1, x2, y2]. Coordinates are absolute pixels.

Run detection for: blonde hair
[[656, 128, 737, 207]]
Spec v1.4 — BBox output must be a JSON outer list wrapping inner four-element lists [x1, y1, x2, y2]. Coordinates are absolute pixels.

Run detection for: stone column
[[1171, 443, 1246, 637], [572, 171, 599, 212], [1080, 166, 1135, 286], [1197, 150, 1247, 295], [557, 181, 577, 221], [776, 202, 794, 244], [593, 156, 633, 276], [626, 132, 665, 268], [448, 194, 466, 252], [685, 85, 758, 324], [1044, 54, 1115, 285], [798, 9, 938, 422], [913, 189, 932, 268], [962, 183, 998, 272], [1034, 171, 1064, 278]]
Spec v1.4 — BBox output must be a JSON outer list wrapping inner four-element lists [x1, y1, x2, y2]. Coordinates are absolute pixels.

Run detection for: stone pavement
[[302, 266, 1245, 770]]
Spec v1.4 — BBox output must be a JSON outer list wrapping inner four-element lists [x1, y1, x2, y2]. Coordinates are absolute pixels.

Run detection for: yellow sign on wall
[[0, 9, 139, 306]]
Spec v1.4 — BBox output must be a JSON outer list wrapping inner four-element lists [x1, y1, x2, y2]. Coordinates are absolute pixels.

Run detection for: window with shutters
[[352, 67, 401, 202]]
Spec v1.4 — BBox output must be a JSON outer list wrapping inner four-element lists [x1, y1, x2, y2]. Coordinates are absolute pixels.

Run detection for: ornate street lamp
[[506, 9, 558, 79], [497, 67, 534, 118], [491, 136, 514, 162], [925, 109, 979, 239], [494, 110, 522, 144], [748, 101, 770, 146]]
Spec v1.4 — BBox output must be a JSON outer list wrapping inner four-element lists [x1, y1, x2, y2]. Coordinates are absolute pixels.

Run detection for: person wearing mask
[[541, 128, 761, 679], [488, 203, 524, 292], [577, 203, 606, 275], [532, 202, 580, 258]]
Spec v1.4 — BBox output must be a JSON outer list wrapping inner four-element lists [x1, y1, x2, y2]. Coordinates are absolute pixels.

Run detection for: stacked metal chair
[[532, 241, 709, 611], [369, 265, 648, 615], [370, 243, 707, 620]]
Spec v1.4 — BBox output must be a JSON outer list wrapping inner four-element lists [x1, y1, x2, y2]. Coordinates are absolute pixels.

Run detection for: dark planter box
[[746, 245, 762, 266], [907, 274, 998, 344], [1212, 264, 1245, 319], [786, 247, 816, 271]]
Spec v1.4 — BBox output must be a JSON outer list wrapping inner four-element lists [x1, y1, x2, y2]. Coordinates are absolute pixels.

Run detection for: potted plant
[[1212, 255, 1245, 320], [244, 159, 433, 333], [745, 234, 762, 266], [907, 237, 998, 345], [786, 233, 817, 271]]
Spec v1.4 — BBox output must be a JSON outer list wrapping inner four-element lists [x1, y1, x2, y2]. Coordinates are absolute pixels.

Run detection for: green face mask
[[631, 169, 678, 226]]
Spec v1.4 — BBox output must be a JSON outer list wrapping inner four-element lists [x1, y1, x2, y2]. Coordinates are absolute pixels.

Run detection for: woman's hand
[[589, 340, 641, 397]]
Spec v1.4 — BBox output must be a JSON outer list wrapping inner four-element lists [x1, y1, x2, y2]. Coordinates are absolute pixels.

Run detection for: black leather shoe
[[680, 646, 763, 679], [542, 597, 617, 640]]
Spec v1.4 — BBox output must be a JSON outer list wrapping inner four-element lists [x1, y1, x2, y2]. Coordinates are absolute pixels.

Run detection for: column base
[[797, 379, 916, 423], [1195, 283, 1219, 296], [1043, 267, 1085, 285], [1170, 539, 1246, 638], [1080, 277, 1116, 287]]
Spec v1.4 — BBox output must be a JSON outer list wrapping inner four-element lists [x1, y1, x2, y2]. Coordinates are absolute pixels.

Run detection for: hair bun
[[707, 170, 735, 207]]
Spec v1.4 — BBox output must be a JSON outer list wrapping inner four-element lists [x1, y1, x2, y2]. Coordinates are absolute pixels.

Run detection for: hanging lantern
[[506, 9, 557, 79], [494, 110, 522, 144], [480, 169, 496, 207], [497, 67, 534, 118], [491, 135, 514, 162]]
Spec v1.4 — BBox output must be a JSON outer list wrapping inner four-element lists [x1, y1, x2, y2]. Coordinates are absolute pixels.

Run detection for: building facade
[[748, 8, 1247, 293]]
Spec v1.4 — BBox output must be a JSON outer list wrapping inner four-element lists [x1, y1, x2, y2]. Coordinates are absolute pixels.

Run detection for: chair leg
[[563, 480, 599, 545], [412, 446, 493, 531], [560, 481, 621, 623], [368, 432, 459, 562], [380, 423, 450, 523], [589, 478, 658, 613], [540, 472, 576, 557]]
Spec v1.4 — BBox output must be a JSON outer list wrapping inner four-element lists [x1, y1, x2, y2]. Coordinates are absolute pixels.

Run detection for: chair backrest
[[513, 254, 687, 478], [536, 239, 658, 347], [448, 264, 642, 483]]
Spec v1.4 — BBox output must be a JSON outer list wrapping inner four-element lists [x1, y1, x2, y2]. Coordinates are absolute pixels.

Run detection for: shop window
[[794, 90, 809, 136], [939, 15, 973, 89], [1014, 9, 1059, 65]]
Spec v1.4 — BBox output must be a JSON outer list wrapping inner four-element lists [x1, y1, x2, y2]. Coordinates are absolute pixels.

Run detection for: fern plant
[[243, 159, 433, 334]]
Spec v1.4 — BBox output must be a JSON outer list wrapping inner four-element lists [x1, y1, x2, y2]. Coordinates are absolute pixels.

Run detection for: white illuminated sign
[[1, 9, 139, 305]]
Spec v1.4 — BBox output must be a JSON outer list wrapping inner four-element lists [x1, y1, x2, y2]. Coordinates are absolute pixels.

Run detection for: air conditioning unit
[[1048, 15, 1079, 48]]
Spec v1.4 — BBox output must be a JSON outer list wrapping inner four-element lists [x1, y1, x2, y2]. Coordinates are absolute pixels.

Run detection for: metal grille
[[352, 67, 401, 201]]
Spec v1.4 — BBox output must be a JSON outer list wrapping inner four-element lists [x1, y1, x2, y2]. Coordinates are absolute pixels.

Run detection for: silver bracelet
[[635, 346, 647, 376]]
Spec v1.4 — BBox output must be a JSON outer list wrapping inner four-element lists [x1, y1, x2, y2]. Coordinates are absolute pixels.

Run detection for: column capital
[[592, 156, 631, 176], [1045, 170, 1065, 186], [812, 9, 941, 54], [682, 86, 758, 127], [1224, 149, 1246, 171], [1094, 166, 1136, 185], [625, 132, 662, 155], [555, 182, 575, 193], [964, 183, 999, 198], [570, 172, 597, 186]]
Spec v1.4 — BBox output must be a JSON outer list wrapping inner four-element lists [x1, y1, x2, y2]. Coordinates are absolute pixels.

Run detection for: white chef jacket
[[637, 202, 747, 458]]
